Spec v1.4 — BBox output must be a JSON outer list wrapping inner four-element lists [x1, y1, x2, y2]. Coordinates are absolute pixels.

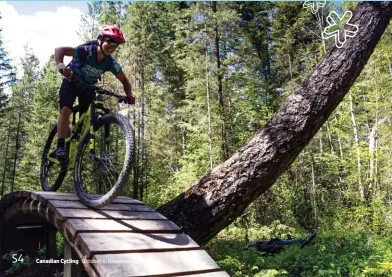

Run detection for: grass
[[206, 224, 392, 277]]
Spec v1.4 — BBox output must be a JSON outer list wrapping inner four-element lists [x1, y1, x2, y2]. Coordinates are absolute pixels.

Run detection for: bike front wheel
[[40, 124, 69, 191], [74, 114, 134, 208]]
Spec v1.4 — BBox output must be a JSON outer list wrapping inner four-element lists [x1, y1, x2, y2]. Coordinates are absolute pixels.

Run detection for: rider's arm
[[54, 47, 75, 64], [115, 72, 133, 99], [54, 47, 75, 77]]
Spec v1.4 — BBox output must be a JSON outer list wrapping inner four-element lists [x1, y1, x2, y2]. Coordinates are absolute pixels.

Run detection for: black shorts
[[59, 78, 96, 114]]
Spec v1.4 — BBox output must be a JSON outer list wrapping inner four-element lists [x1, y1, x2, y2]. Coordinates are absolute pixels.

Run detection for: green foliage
[[78, 1, 102, 41], [57, 232, 65, 257], [15, 56, 61, 191], [207, 239, 264, 276], [264, 230, 392, 277], [208, 225, 392, 277], [219, 219, 298, 242], [0, 13, 16, 113]]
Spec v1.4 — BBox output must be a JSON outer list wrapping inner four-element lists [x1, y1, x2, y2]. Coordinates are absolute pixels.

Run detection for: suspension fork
[[104, 123, 111, 152], [88, 100, 110, 158], [97, 104, 111, 153], [88, 101, 96, 158]]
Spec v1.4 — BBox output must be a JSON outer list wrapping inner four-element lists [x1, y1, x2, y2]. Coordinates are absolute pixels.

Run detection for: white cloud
[[0, 2, 84, 76]]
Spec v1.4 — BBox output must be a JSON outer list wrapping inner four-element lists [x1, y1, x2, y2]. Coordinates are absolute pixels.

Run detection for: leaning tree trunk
[[158, 2, 392, 245]]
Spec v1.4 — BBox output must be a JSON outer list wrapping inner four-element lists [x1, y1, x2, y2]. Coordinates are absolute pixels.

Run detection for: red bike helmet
[[99, 25, 125, 44]]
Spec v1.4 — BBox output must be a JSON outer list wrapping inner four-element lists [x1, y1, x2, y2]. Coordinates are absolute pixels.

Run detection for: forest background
[[1, 1, 392, 276]]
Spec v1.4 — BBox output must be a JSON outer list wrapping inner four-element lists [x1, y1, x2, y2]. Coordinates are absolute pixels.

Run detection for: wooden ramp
[[0, 191, 229, 277]]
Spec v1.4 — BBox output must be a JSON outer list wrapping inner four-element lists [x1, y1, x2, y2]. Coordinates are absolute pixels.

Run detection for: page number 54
[[12, 254, 24, 263]]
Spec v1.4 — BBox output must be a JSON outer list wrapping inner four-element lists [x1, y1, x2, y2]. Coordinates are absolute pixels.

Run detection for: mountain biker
[[54, 25, 135, 162]]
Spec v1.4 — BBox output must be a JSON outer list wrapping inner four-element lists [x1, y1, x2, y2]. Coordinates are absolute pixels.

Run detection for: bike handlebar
[[94, 85, 123, 99], [60, 69, 131, 104]]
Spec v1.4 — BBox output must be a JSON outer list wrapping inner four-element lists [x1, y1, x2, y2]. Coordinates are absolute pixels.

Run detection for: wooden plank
[[64, 240, 88, 277], [0, 197, 17, 213], [92, 250, 220, 277], [0, 191, 30, 213], [0, 190, 227, 277], [65, 237, 100, 277], [56, 208, 167, 220], [32, 194, 80, 202], [31, 191, 75, 196], [76, 233, 200, 257], [65, 219, 181, 237], [47, 200, 89, 209], [64, 240, 73, 277], [46, 225, 57, 259], [13, 191, 31, 198], [32, 190, 138, 200], [48, 200, 154, 212], [105, 198, 144, 205], [48, 200, 153, 211], [30, 193, 144, 205]]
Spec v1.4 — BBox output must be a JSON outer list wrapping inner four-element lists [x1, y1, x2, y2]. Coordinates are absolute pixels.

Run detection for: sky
[[0, 1, 89, 77]]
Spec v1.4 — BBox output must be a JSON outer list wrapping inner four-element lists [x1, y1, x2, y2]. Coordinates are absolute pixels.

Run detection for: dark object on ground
[[247, 230, 316, 254]]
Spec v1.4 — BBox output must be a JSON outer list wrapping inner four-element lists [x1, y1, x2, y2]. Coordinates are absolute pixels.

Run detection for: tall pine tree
[[0, 13, 15, 113]]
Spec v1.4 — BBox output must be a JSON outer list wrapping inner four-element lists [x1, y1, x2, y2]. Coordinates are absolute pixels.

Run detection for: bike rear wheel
[[40, 124, 69, 191], [74, 114, 133, 208]]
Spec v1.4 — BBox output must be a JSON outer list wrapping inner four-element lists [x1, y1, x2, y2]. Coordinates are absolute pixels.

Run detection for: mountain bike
[[40, 76, 134, 208]]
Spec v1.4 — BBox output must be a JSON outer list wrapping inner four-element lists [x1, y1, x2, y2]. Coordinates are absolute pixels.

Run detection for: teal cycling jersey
[[68, 42, 122, 84]]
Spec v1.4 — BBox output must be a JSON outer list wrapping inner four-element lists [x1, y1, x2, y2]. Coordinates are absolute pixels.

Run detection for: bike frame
[[46, 94, 109, 170]]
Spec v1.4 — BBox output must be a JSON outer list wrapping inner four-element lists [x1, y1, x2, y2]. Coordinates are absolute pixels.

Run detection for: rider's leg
[[56, 106, 72, 154], [78, 86, 96, 115], [58, 106, 72, 139], [56, 79, 77, 161]]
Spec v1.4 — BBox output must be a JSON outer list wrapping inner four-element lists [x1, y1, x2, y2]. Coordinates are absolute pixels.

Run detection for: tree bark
[[158, 2, 392, 245], [368, 68, 384, 196], [1, 121, 11, 198], [369, 117, 386, 193], [212, 2, 228, 161], [11, 112, 21, 192], [132, 66, 139, 200], [326, 122, 335, 154], [334, 115, 344, 158], [319, 132, 323, 153], [140, 62, 146, 201], [205, 19, 214, 170], [310, 152, 318, 228]]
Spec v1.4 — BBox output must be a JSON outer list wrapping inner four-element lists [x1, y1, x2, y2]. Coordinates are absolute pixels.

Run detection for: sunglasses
[[106, 39, 120, 48]]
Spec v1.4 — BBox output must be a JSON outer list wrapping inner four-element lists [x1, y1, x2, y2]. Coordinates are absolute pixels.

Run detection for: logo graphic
[[114, 61, 121, 73], [303, 0, 326, 14], [322, 11, 359, 48]]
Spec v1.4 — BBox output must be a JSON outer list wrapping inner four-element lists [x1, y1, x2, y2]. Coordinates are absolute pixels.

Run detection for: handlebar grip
[[118, 96, 128, 104], [59, 68, 74, 79]]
